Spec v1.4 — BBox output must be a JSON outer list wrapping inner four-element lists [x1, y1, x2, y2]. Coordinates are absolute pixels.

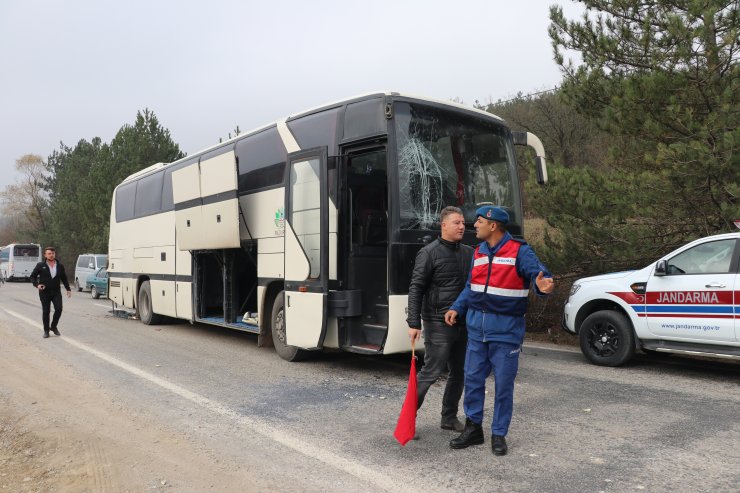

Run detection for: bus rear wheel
[[138, 281, 163, 325], [271, 291, 308, 362]]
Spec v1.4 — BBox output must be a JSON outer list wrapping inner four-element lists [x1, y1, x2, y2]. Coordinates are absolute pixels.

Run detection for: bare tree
[[0, 154, 49, 240]]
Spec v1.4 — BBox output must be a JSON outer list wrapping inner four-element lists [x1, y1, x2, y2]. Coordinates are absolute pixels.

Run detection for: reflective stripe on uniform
[[470, 283, 529, 297], [473, 256, 489, 267]]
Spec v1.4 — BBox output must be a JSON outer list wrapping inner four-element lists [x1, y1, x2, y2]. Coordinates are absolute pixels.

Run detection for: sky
[[0, 0, 583, 192]]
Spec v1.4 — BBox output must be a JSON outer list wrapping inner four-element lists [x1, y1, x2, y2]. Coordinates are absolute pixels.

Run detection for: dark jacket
[[30, 260, 71, 292], [407, 237, 473, 327]]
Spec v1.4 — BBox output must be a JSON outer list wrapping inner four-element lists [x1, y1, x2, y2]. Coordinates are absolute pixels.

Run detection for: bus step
[[359, 322, 387, 348], [374, 303, 389, 325], [362, 323, 387, 330], [347, 344, 382, 354]]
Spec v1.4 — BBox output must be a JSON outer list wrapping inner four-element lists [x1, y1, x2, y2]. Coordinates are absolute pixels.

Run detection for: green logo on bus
[[274, 207, 285, 228]]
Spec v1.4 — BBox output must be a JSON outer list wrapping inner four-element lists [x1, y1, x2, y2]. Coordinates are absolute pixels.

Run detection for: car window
[[97, 268, 107, 278], [96, 256, 107, 268], [77, 256, 87, 268], [667, 239, 736, 275]]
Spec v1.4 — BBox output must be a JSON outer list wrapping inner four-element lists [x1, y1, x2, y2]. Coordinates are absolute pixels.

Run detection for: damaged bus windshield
[[394, 101, 522, 235]]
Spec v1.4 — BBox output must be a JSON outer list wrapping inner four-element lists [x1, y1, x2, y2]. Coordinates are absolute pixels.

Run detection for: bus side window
[[134, 172, 164, 218], [116, 182, 137, 222], [236, 126, 287, 193]]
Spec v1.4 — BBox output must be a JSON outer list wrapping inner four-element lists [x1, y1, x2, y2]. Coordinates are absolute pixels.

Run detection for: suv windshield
[[394, 101, 521, 233]]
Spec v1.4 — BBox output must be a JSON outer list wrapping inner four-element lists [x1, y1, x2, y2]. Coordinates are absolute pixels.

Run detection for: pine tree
[[43, 110, 185, 262], [538, 0, 739, 276]]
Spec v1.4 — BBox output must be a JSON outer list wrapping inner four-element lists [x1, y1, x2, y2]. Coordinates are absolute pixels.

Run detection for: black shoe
[[43, 332, 50, 338], [51, 328, 60, 336], [492, 435, 508, 456], [449, 419, 484, 449], [441, 417, 465, 432]]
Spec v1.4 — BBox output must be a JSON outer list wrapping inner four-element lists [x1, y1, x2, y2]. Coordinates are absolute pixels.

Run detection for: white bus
[[108, 92, 548, 361], [0, 243, 42, 281]]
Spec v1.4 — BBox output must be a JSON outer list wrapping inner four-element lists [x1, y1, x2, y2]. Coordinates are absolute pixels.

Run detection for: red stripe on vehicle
[[607, 291, 645, 304]]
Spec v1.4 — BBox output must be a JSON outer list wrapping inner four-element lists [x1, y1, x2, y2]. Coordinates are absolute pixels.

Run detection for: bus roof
[[119, 92, 506, 184]]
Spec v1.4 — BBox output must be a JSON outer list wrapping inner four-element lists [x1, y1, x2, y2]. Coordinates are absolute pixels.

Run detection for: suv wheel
[[579, 310, 635, 367]]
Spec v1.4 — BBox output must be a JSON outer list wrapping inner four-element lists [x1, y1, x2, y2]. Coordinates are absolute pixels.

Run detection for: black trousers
[[416, 320, 467, 422], [39, 289, 63, 333]]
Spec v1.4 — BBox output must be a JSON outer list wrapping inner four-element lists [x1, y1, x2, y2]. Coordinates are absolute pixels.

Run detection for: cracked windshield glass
[[394, 102, 521, 232]]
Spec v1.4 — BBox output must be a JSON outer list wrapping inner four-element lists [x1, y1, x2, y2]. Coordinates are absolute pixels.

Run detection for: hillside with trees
[[481, 1, 738, 330]]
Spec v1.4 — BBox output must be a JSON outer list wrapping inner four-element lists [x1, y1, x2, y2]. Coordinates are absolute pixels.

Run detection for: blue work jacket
[[450, 232, 552, 345]]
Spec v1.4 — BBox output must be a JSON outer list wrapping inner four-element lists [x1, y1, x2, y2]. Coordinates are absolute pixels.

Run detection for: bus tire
[[271, 291, 308, 362], [138, 281, 163, 325]]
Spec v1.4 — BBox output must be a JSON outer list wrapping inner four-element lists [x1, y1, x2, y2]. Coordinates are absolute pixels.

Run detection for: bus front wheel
[[271, 291, 308, 362], [138, 281, 163, 325]]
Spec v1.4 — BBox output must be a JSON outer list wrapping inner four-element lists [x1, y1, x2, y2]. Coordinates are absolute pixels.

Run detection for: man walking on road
[[445, 206, 553, 456], [30, 246, 72, 338], [407, 206, 473, 434]]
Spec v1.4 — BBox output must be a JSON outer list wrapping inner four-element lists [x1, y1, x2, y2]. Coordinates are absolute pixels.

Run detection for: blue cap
[[475, 205, 509, 224]]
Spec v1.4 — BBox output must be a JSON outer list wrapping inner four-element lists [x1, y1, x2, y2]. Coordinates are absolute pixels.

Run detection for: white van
[[74, 253, 108, 291], [0, 243, 41, 281]]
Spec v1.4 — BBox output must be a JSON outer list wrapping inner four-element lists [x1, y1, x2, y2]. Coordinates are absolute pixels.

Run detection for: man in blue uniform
[[445, 206, 553, 456]]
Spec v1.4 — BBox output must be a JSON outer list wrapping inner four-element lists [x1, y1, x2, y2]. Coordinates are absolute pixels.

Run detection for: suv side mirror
[[654, 259, 667, 276]]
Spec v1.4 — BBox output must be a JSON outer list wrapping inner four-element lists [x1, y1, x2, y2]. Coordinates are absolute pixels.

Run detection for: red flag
[[393, 354, 418, 446]]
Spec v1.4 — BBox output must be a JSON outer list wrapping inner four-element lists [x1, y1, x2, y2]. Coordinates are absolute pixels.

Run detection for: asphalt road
[[1, 281, 738, 492]]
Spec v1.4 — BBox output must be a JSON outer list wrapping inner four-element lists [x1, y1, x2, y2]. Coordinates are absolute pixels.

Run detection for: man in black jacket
[[30, 246, 72, 338], [407, 206, 473, 433]]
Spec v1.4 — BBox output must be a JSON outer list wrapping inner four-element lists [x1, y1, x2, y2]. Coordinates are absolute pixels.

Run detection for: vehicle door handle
[[705, 283, 726, 288]]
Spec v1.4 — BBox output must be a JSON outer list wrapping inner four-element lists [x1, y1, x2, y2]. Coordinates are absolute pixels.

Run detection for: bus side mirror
[[654, 260, 667, 276], [535, 156, 547, 185], [512, 131, 548, 185]]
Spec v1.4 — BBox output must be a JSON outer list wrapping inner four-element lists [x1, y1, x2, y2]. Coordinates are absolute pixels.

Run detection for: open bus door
[[283, 147, 329, 349]]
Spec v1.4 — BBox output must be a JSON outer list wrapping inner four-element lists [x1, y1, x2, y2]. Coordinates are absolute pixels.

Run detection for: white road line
[[94, 303, 111, 309], [523, 343, 579, 354], [2, 307, 399, 491]]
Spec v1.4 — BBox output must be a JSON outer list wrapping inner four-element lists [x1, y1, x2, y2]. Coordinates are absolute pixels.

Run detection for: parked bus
[[0, 243, 41, 281], [107, 92, 548, 361]]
